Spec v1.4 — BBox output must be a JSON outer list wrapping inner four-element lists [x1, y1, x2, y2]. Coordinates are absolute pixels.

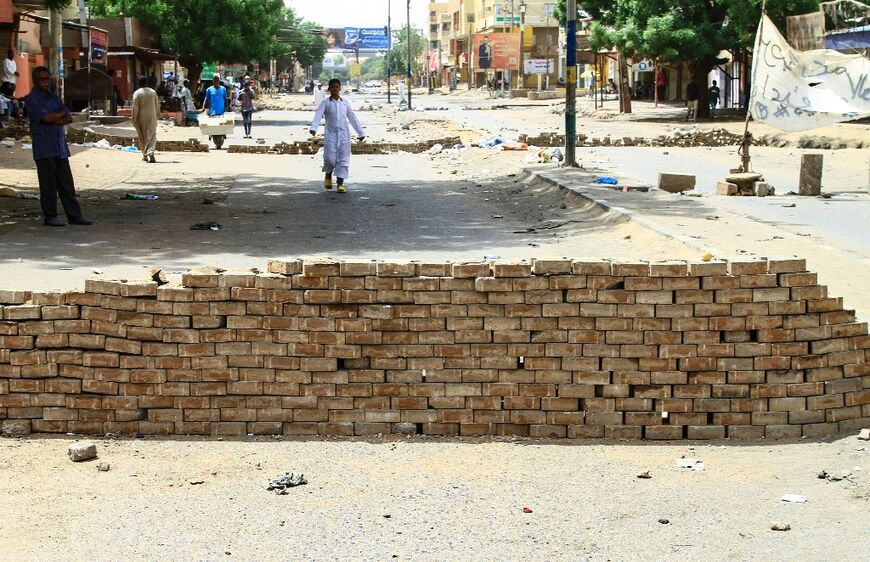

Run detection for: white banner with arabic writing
[[750, 14, 870, 132]]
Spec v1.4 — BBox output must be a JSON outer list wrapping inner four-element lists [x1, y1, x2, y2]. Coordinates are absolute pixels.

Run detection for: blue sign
[[344, 27, 390, 50]]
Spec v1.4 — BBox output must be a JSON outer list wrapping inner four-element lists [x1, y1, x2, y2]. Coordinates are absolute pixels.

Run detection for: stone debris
[[676, 458, 705, 471], [96, 462, 111, 472], [266, 472, 307, 494], [858, 429, 870, 441], [1, 419, 31, 437], [770, 521, 791, 531], [519, 128, 765, 149], [657, 173, 696, 194], [227, 137, 462, 156], [781, 494, 807, 503], [68, 442, 98, 462]]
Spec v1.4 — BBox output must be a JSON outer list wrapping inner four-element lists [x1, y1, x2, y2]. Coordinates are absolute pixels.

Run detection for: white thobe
[[313, 88, 325, 106], [310, 98, 365, 179]]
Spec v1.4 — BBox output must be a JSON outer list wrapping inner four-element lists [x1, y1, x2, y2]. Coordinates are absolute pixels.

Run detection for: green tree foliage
[[553, 0, 819, 114], [274, 7, 328, 69], [384, 25, 426, 78], [87, 0, 285, 84], [361, 56, 386, 81]]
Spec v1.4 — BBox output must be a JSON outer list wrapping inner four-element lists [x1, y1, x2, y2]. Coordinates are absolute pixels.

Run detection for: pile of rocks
[[520, 128, 767, 149], [716, 172, 774, 197], [228, 137, 464, 156]]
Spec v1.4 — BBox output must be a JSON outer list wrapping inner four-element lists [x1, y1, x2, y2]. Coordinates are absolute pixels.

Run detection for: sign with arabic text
[[749, 14, 870, 132]]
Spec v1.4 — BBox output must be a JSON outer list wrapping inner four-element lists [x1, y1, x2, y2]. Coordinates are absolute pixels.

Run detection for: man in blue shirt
[[24, 66, 91, 227], [202, 74, 227, 116]]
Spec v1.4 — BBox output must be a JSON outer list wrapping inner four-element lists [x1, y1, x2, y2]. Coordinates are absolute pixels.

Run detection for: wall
[[1, 258, 868, 440]]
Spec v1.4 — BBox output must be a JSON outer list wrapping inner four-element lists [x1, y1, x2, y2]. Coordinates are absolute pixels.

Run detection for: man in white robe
[[131, 76, 161, 163], [309, 79, 365, 193]]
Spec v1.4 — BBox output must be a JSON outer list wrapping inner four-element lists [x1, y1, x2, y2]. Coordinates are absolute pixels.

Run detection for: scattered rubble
[[68, 442, 98, 462], [770, 522, 791, 531], [266, 472, 307, 494], [1, 419, 31, 437], [519, 128, 766, 149]]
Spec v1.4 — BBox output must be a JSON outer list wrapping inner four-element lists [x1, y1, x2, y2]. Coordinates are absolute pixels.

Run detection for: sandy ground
[[0, 433, 868, 561]]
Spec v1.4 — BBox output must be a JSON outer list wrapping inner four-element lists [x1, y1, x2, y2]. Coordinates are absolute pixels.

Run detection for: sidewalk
[[533, 166, 870, 320]]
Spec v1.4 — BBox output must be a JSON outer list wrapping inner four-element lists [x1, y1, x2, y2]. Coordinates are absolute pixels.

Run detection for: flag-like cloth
[[750, 14, 870, 132]]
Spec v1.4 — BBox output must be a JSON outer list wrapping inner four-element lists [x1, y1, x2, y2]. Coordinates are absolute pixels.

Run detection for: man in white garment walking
[[309, 79, 365, 193], [131, 76, 160, 163]]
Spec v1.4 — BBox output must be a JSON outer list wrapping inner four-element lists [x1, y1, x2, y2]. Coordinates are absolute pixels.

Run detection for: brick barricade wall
[[1, 258, 868, 440]]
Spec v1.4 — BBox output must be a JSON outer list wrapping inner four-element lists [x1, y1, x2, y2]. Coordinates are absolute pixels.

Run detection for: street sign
[[524, 59, 554, 74]]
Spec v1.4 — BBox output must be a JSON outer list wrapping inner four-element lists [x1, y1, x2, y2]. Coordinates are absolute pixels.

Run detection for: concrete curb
[[530, 168, 720, 255]]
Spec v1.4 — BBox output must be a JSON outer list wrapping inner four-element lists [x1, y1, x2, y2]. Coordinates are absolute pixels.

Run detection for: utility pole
[[518, 1, 526, 90], [387, 0, 392, 104], [49, 7, 63, 97], [406, 0, 412, 109], [565, 0, 577, 167]]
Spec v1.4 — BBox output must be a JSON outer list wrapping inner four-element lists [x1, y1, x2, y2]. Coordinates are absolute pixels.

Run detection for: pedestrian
[[202, 74, 227, 116], [132, 76, 160, 163], [313, 82, 325, 107], [1, 49, 17, 98], [397, 79, 406, 103], [587, 70, 595, 98], [239, 80, 256, 138], [231, 77, 240, 107], [309, 78, 365, 194], [686, 80, 700, 122], [24, 66, 91, 227], [656, 69, 667, 100], [179, 79, 195, 113], [708, 79, 721, 119]]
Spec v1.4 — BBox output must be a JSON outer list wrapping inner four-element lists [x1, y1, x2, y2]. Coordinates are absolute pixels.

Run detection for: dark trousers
[[241, 110, 253, 135], [35, 157, 82, 221]]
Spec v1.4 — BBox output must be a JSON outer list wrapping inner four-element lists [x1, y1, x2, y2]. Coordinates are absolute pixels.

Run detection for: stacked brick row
[[519, 129, 768, 149], [64, 129, 210, 152], [1, 259, 868, 440]]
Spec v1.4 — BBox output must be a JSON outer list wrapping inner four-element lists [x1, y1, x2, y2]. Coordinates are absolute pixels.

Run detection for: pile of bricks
[[65, 129, 211, 153], [228, 137, 464, 156], [519, 129, 767, 149], [0, 258, 867, 440]]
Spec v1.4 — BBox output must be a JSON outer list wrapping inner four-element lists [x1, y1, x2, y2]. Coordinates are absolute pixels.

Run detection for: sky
[[286, 0, 429, 29]]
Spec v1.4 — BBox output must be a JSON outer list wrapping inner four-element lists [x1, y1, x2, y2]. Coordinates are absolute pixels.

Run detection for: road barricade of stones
[[520, 128, 769, 149], [227, 137, 463, 156], [1, 257, 868, 440], [65, 128, 210, 152]]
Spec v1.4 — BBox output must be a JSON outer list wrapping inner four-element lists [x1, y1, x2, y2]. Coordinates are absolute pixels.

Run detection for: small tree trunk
[[692, 59, 716, 119], [617, 50, 631, 114]]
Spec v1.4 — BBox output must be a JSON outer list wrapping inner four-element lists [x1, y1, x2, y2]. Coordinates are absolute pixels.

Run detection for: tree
[[87, 0, 285, 86], [384, 25, 426, 80], [361, 56, 386, 81], [554, 0, 819, 116], [273, 7, 327, 90]]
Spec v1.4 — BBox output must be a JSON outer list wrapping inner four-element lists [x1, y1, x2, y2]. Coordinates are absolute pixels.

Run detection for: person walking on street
[[132, 76, 160, 163], [309, 79, 365, 194], [24, 66, 91, 227], [239, 80, 256, 138], [203, 74, 227, 116], [313, 82, 325, 107], [708, 80, 721, 119], [686, 80, 700, 122]]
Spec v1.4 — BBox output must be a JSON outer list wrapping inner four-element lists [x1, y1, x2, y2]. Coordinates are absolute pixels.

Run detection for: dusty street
[[1, 433, 868, 561], [1, 89, 869, 561]]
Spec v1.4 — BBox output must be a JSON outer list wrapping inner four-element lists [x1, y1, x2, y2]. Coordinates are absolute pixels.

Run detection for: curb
[[530, 169, 720, 255]]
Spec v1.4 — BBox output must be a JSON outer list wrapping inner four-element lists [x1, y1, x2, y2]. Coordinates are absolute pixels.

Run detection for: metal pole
[[387, 0, 392, 103], [518, 2, 525, 90], [565, 0, 577, 167], [406, 0, 411, 109]]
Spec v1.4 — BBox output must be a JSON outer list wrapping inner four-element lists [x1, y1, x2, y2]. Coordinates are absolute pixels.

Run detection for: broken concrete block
[[1, 419, 31, 437], [799, 154, 823, 196], [68, 442, 98, 462], [725, 172, 763, 187], [717, 181, 738, 196], [393, 422, 417, 435], [657, 173, 696, 193], [755, 182, 774, 197]]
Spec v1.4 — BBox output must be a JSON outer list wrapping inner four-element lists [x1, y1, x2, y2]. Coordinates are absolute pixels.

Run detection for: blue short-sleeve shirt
[[204, 85, 227, 116], [25, 89, 71, 161]]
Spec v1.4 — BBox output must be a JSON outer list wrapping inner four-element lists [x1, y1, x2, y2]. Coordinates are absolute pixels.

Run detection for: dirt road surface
[[0, 434, 868, 561]]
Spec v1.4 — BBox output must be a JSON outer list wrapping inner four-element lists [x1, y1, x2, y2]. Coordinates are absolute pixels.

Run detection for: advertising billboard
[[324, 27, 390, 51], [472, 33, 521, 71], [90, 29, 108, 65], [344, 27, 390, 50]]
